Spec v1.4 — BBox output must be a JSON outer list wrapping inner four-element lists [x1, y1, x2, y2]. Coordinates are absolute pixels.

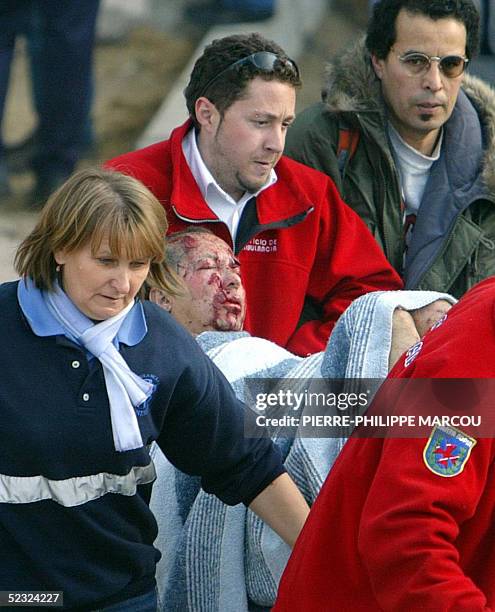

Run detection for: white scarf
[[44, 283, 153, 452]]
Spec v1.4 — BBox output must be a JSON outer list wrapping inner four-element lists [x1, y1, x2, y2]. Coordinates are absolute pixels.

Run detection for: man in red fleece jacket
[[106, 32, 401, 356], [274, 277, 495, 611]]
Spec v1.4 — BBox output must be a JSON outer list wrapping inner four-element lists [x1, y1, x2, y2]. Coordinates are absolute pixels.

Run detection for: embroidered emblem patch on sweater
[[423, 425, 476, 477]]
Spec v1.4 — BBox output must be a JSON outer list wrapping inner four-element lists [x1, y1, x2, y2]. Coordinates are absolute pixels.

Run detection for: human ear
[[371, 54, 384, 80], [149, 287, 173, 312], [54, 250, 67, 266], [195, 96, 220, 132]]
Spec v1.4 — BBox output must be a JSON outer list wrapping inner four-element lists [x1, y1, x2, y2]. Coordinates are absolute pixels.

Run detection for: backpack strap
[[337, 122, 360, 176]]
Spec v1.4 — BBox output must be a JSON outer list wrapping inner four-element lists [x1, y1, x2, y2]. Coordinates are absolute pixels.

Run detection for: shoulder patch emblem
[[423, 425, 476, 477]]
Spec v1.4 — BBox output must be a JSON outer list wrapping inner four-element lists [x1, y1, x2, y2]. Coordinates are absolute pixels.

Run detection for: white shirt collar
[[182, 128, 277, 239]]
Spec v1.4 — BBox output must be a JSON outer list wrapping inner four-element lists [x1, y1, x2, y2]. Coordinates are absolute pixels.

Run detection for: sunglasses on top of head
[[199, 51, 300, 98]]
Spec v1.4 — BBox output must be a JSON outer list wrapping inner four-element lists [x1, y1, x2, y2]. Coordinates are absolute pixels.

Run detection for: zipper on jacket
[[234, 205, 315, 254], [377, 161, 404, 275], [172, 206, 223, 225], [358, 120, 404, 275], [172, 204, 315, 255]]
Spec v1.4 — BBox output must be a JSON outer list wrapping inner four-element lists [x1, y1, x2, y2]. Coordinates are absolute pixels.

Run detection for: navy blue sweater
[[0, 281, 284, 609]]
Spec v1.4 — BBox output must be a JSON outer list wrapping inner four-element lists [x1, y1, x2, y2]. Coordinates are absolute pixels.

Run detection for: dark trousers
[[0, 0, 100, 180], [0, 1, 30, 157]]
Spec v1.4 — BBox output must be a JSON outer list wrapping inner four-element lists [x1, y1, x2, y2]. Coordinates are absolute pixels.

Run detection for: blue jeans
[[95, 588, 157, 612]]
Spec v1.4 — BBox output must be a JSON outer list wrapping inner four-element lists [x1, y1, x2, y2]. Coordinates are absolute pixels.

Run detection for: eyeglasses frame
[[396, 51, 469, 78]]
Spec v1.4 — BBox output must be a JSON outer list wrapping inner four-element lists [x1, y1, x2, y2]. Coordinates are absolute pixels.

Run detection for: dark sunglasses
[[397, 51, 469, 78], [199, 51, 300, 98]]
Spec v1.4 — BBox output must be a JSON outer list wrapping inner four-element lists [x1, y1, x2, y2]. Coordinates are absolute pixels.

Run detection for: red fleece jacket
[[275, 278, 495, 610], [106, 120, 401, 355]]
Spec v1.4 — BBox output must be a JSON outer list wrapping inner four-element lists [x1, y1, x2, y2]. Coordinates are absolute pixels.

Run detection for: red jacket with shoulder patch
[[106, 120, 401, 355], [274, 278, 495, 610]]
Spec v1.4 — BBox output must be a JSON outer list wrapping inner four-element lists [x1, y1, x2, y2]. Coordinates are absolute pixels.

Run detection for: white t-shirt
[[388, 122, 443, 218]]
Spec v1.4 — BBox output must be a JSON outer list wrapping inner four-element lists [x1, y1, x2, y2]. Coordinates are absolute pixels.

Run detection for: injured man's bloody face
[[151, 232, 247, 335]]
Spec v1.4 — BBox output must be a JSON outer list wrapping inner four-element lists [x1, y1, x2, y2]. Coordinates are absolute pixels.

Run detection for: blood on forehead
[[182, 235, 200, 250], [179, 233, 235, 260]]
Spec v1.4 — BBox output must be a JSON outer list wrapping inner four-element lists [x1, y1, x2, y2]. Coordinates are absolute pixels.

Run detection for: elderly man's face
[[162, 233, 246, 334], [372, 9, 467, 155]]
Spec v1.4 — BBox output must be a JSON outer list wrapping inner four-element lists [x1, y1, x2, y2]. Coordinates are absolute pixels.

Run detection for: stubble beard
[[235, 170, 267, 196]]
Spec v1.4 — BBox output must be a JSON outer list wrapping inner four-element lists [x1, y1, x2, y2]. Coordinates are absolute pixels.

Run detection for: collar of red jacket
[[168, 119, 315, 225]]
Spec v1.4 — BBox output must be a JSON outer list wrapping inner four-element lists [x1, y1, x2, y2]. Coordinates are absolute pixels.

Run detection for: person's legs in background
[[7, 2, 96, 178], [0, 36, 15, 197], [185, 0, 275, 25], [29, 0, 100, 206], [221, 0, 274, 17], [0, 1, 31, 198]]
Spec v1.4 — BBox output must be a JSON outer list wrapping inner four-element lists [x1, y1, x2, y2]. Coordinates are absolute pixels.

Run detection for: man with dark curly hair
[[106, 32, 402, 357], [286, 0, 495, 300]]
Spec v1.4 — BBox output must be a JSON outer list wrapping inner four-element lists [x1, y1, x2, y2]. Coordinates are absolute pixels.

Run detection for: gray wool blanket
[[149, 290, 455, 611]]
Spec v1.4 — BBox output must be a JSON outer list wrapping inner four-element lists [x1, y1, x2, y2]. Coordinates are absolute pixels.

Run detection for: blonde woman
[[1, 168, 308, 611]]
